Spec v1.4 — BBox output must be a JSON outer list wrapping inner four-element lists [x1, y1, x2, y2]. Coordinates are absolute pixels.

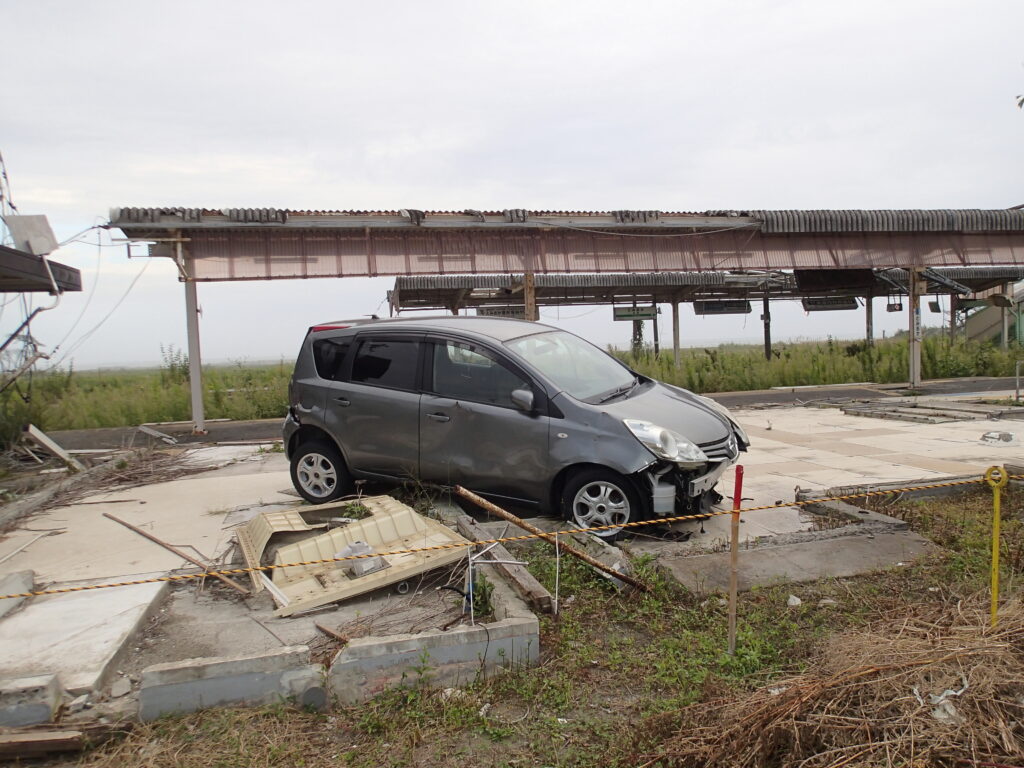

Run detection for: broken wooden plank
[[21, 424, 85, 472], [0, 730, 86, 758], [103, 512, 250, 596], [455, 515, 553, 613], [453, 486, 651, 593]]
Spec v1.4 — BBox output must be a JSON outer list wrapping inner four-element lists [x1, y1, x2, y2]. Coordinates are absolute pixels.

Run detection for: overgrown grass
[[0, 349, 292, 446], [621, 336, 1022, 393], [1, 336, 1018, 447]]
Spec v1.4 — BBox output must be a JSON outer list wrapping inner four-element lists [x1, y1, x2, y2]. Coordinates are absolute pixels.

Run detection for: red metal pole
[[727, 465, 744, 655]]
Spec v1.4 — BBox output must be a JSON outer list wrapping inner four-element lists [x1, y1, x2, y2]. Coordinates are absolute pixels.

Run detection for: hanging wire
[[45, 259, 151, 370]]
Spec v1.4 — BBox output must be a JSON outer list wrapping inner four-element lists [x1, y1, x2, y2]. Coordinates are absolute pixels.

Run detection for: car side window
[[312, 338, 352, 382], [431, 341, 531, 408], [351, 338, 419, 390]]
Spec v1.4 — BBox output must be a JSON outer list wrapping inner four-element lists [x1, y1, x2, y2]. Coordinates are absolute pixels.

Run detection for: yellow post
[[985, 466, 1008, 628]]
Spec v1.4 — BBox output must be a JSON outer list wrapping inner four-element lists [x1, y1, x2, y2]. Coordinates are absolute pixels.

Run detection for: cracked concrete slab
[[648, 530, 934, 594], [0, 580, 168, 694]]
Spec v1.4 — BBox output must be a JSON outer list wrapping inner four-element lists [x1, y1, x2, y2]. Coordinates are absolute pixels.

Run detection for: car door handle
[[427, 412, 450, 423], [333, 396, 351, 406]]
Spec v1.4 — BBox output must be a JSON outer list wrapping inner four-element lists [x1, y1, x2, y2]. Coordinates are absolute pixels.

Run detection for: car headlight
[[623, 419, 708, 467], [696, 396, 750, 448]]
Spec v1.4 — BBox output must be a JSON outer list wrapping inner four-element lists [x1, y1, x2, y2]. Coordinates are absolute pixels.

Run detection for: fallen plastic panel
[[235, 509, 328, 592], [269, 495, 470, 617]]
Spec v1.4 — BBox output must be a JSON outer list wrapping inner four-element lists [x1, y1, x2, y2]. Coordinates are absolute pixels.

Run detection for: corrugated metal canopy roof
[[111, 207, 1024, 234], [736, 209, 1024, 234], [389, 268, 1024, 312]]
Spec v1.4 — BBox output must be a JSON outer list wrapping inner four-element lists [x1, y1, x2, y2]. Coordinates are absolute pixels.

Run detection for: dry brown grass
[[640, 601, 1024, 768]]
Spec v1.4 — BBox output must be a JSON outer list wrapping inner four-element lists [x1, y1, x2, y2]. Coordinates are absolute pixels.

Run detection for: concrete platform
[[642, 529, 934, 594], [0, 447, 294, 583], [0, 580, 168, 694]]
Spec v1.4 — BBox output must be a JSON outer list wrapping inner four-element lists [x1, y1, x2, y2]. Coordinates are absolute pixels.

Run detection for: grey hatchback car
[[284, 316, 748, 537]]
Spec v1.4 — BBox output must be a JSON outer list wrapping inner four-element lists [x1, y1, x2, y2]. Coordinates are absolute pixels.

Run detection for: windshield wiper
[[597, 377, 639, 403]]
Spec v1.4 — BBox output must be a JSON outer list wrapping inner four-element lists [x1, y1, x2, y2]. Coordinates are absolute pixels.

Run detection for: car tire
[[561, 468, 642, 541], [290, 440, 353, 504]]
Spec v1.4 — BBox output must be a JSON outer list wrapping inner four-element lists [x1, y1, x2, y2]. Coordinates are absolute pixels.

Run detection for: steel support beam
[[183, 264, 206, 435], [672, 301, 681, 368], [1002, 282, 1010, 349], [652, 304, 660, 357], [865, 297, 874, 347], [761, 294, 772, 361], [908, 268, 923, 388]]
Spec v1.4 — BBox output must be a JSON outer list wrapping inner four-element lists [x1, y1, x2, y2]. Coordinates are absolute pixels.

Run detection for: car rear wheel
[[561, 468, 642, 541], [290, 440, 352, 504]]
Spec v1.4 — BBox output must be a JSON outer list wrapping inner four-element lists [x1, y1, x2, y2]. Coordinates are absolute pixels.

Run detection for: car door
[[320, 333, 423, 479], [419, 337, 550, 504]]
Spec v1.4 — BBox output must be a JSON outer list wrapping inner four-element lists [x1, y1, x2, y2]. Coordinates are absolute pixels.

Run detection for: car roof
[[313, 315, 556, 342]]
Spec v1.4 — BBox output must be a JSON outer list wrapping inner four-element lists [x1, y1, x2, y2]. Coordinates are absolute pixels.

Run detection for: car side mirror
[[510, 388, 535, 413]]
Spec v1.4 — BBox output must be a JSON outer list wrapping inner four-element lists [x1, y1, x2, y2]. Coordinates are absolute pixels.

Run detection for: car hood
[[597, 381, 732, 445]]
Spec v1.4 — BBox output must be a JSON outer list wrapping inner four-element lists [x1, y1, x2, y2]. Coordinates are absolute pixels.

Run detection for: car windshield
[[505, 330, 635, 401]]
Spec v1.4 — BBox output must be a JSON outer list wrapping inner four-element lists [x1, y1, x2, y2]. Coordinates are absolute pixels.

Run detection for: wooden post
[[523, 271, 538, 321], [727, 465, 744, 656]]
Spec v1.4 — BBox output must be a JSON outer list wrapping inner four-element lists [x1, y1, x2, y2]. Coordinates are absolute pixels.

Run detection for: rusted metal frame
[[453, 486, 651, 593]]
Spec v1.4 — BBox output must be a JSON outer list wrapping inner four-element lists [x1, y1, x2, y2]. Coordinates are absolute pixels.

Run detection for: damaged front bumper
[[645, 452, 739, 517]]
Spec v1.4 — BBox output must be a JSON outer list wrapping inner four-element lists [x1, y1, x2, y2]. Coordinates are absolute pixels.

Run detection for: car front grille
[[698, 434, 737, 461]]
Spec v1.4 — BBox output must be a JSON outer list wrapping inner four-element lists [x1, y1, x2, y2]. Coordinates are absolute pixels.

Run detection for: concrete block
[[0, 674, 61, 727], [139, 646, 321, 720], [0, 571, 34, 620], [329, 617, 539, 705]]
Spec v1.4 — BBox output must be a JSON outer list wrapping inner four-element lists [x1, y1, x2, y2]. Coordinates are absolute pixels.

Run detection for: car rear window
[[312, 338, 351, 381], [351, 339, 419, 390]]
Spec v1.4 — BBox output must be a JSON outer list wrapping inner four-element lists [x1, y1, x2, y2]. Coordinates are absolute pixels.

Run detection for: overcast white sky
[[2, 0, 1023, 369]]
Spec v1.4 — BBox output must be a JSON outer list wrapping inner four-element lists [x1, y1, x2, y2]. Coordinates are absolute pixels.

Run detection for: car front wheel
[[290, 440, 352, 504], [561, 468, 642, 541]]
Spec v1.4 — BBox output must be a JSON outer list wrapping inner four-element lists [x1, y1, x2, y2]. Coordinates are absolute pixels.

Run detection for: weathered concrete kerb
[[0, 673, 62, 728], [330, 567, 540, 704], [138, 645, 326, 721]]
